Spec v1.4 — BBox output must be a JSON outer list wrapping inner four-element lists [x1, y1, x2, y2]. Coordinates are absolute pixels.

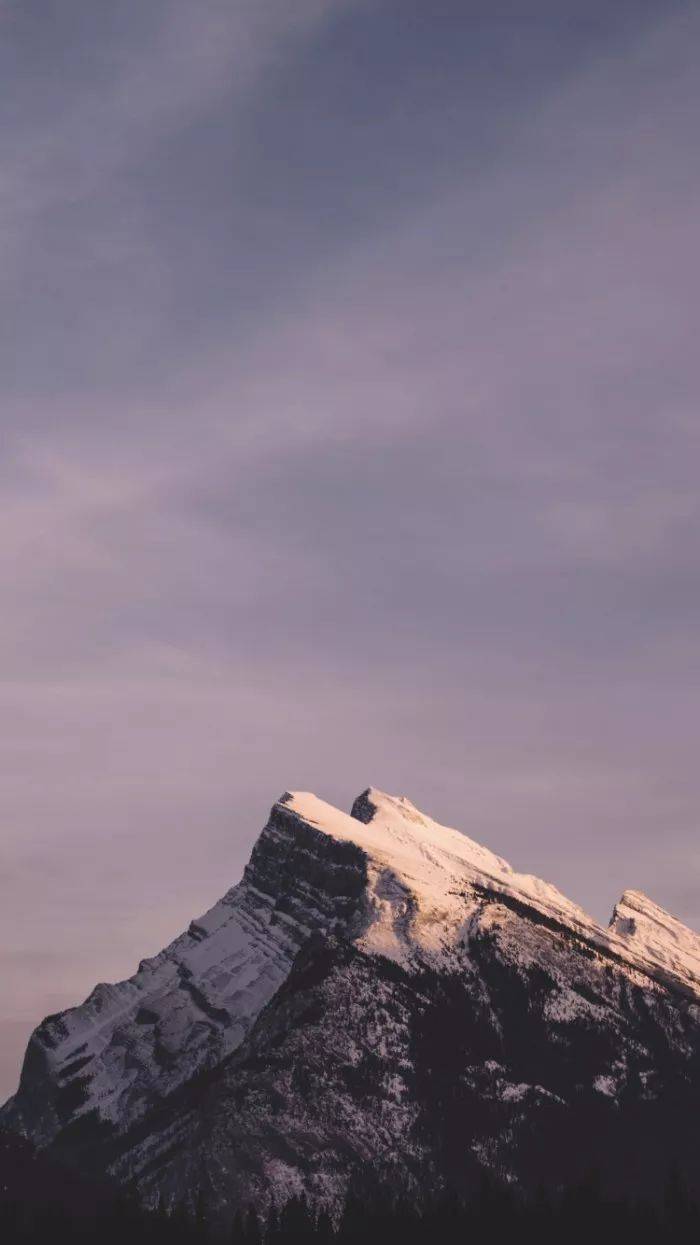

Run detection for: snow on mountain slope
[[284, 788, 700, 996], [3, 785, 699, 1157], [0, 797, 368, 1145], [609, 888, 700, 989], [285, 788, 591, 965], [2, 882, 302, 1146]]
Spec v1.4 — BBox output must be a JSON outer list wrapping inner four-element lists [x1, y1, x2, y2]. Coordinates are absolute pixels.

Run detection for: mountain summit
[[3, 788, 700, 1219]]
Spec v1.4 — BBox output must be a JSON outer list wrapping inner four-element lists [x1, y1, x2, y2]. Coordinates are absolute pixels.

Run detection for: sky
[[1, 0, 700, 1100]]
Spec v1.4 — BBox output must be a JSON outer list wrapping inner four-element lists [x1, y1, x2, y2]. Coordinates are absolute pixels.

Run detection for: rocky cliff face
[[3, 788, 700, 1221], [1, 797, 368, 1148]]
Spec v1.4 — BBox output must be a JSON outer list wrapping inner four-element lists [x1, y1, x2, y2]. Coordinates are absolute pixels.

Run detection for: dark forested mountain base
[[3, 1153, 700, 1245]]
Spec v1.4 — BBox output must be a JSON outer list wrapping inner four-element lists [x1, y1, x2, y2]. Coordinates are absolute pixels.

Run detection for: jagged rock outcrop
[[3, 788, 700, 1221]]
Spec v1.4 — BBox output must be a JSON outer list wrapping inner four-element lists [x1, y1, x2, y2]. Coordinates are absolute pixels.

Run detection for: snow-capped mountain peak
[[3, 784, 699, 1200], [276, 787, 591, 966], [278, 789, 700, 996]]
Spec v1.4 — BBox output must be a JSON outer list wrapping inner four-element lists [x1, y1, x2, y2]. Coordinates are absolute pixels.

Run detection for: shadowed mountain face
[[0, 1128, 117, 1228], [3, 789, 700, 1223]]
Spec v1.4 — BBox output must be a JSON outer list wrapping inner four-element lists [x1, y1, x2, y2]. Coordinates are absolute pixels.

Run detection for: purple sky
[[2, 0, 700, 1101]]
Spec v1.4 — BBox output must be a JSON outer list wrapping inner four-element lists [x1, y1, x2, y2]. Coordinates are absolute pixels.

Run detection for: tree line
[[2, 1129, 699, 1245]]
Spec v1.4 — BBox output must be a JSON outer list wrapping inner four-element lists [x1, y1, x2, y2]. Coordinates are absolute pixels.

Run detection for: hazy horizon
[[2, 0, 700, 1101]]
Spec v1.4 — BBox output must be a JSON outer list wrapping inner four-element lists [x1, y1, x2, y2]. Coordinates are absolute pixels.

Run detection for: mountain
[[3, 788, 700, 1225]]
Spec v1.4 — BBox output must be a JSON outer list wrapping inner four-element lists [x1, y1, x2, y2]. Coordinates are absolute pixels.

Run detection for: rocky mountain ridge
[[3, 788, 700, 1219]]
